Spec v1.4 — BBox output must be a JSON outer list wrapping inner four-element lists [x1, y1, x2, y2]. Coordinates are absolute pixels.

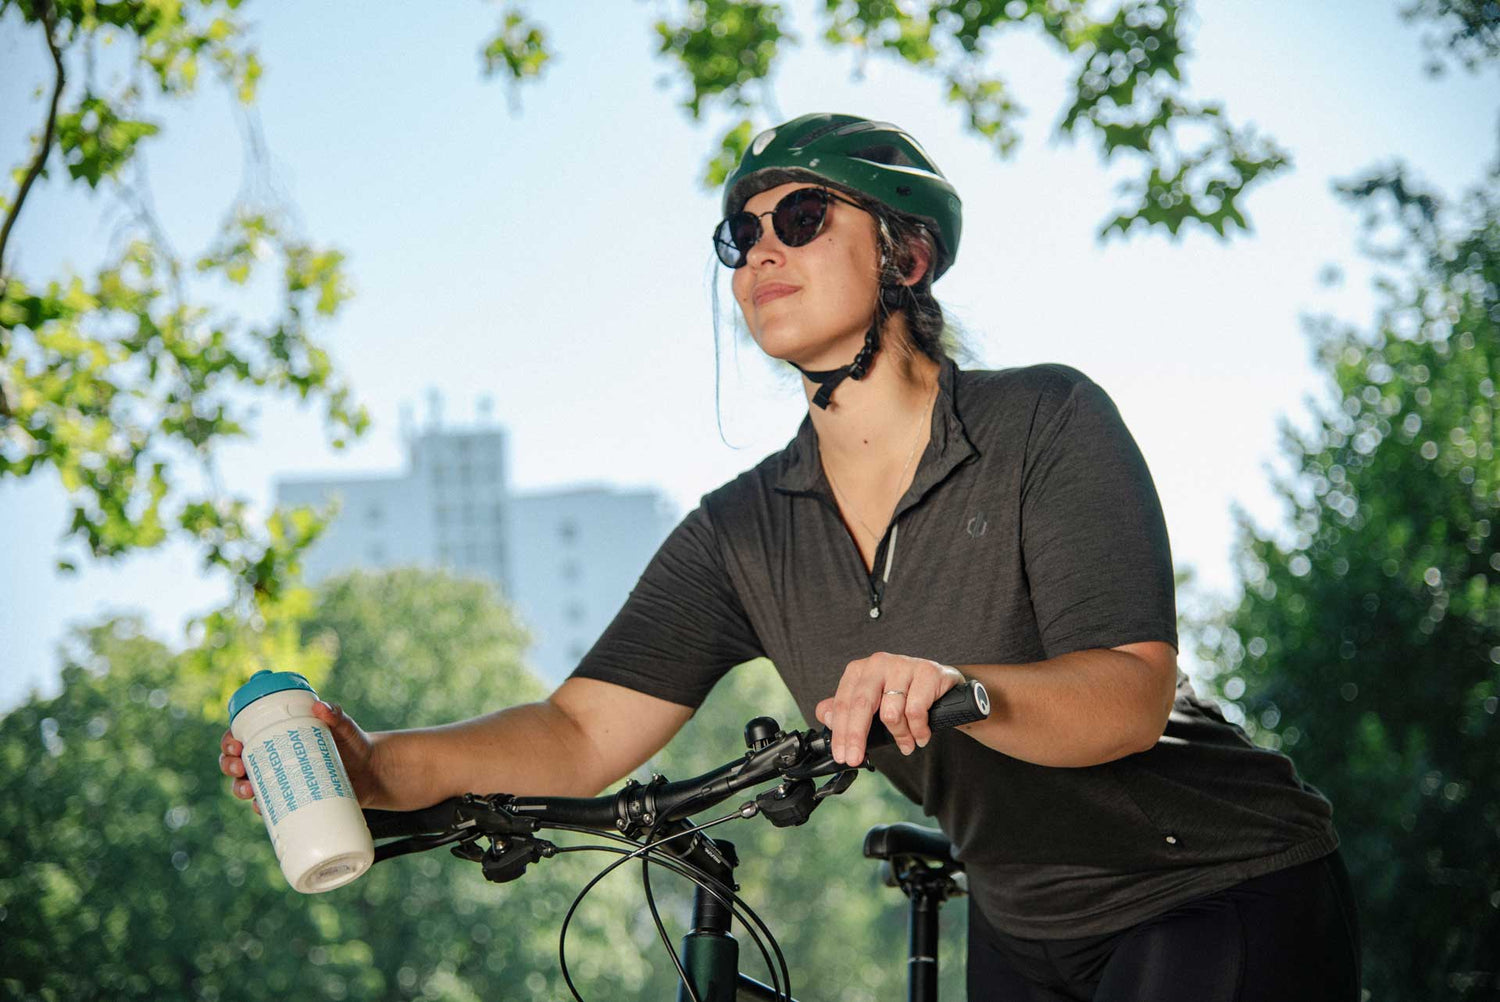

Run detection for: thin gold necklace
[[824, 381, 937, 546]]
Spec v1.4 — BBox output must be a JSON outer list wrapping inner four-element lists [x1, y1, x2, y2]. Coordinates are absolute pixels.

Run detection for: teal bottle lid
[[228, 670, 316, 723]]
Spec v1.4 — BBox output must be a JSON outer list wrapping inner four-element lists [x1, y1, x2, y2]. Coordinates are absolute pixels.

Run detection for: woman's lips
[[754, 283, 800, 306]]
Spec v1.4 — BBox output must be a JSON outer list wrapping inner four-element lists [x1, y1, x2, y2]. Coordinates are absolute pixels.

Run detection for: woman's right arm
[[219, 677, 695, 812], [223, 501, 759, 814]]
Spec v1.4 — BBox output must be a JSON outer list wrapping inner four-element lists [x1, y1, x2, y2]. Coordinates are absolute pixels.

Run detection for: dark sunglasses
[[713, 187, 866, 268]]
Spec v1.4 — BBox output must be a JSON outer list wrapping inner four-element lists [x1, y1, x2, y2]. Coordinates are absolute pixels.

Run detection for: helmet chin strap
[[794, 283, 907, 409]]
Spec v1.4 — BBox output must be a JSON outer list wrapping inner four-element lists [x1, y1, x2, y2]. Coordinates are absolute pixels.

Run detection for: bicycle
[[363, 679, 991, 1002]]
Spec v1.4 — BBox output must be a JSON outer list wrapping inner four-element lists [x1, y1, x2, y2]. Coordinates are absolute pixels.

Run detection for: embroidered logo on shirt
[[966, 512, 988, 538]]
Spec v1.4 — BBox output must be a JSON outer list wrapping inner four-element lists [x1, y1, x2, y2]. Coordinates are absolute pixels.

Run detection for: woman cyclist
[[220, 113, 1361, 1001]]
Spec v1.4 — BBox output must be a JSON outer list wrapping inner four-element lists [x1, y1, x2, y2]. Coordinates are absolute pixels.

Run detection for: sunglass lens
[[774, 189, 829, 247], [730, 213, 762, 254], [713, 212, 760, 267], [713, 217, 745, 267]]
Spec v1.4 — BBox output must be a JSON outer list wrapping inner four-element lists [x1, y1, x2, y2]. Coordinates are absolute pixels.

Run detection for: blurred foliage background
[[3, 0, 1499, 999], [1192, 164, 1500, 996]]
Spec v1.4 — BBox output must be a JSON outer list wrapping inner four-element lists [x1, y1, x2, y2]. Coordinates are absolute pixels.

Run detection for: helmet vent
[[791, 121, 847, 148], [849, 144, 919, 169]]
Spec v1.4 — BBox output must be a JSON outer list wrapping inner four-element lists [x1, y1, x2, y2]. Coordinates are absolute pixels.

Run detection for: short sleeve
[[1020, 373, 1178, 658], [569, 503, 765, 707]]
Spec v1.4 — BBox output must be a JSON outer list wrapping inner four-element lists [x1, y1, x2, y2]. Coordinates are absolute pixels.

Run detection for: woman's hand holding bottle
[[220, 699, 385, 813]]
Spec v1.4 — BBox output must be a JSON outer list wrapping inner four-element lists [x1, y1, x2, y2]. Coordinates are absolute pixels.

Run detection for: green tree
[[1200, 167, 1500, 998], [0, 615, 362, 1001], [1192, 5, 1500, 999], [0, 0, 367, 607], [1400, 0, 1500, 75], [0, 0, 372, 703]]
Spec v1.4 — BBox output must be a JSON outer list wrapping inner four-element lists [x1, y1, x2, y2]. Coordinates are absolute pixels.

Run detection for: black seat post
[[863, 822, 965, 1002], [906, 868, 951, 1002]]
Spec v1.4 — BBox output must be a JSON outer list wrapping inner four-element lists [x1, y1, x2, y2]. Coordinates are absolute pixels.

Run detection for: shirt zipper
[[867, 522, 899, 619], [811, 491, 906, 621]]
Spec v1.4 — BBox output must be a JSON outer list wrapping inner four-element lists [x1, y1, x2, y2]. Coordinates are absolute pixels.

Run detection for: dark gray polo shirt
[[573, 358, 1339, 938]]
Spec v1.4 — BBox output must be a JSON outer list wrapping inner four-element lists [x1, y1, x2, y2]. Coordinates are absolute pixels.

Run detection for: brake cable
[[548, 812, 790, 1002]]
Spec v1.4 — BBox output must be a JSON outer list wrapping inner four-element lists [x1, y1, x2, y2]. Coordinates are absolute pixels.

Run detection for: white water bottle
[[229, 670, 374, 893]]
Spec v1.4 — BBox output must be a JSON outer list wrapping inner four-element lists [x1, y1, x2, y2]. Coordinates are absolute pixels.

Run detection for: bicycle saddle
[[861, 822, 961, 869]]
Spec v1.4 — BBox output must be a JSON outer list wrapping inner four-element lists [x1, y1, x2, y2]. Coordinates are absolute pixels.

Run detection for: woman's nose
[[746, 222, 788, 267]]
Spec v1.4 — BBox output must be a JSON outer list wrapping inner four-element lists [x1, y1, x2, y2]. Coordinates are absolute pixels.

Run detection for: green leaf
[[654, 0, 789, 118], [703, 117, 754, 187], [54, 94, 162, 188], [480, 6, 552, 106]]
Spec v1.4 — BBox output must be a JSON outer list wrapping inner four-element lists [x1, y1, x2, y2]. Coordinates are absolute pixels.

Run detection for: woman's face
[[730, 182, 882, 371]]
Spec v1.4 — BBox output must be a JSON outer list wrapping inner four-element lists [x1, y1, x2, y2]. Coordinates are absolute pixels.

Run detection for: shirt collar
[[773, 355, 978, 502]]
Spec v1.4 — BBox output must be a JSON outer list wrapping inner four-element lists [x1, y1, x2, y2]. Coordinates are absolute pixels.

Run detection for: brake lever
[[813, 769, 859, 801], [456, 793, 541, 837], [783, 726, 879, 780]]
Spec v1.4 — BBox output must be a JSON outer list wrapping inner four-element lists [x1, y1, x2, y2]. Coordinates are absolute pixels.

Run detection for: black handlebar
[[364, 679, 989, 847]]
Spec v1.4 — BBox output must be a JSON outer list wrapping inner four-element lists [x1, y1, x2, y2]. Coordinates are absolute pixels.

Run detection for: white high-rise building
[[274, 419, 676, 683], [276, 427, 509, 589], [508, 487, 678, 680]]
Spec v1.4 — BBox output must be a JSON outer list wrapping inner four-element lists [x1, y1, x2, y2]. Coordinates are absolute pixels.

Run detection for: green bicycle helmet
[[721, 113, 962, 408]]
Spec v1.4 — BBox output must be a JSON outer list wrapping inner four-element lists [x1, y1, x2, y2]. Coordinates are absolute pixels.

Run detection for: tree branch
[[0, 0, 67, 288], [0, 0, 66, 420]]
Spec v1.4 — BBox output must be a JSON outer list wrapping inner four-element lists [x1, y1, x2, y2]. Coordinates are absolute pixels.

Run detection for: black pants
[[967, 851, 1362, 1002]]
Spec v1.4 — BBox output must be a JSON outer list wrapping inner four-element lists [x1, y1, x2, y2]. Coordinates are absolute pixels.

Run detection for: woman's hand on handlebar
[[219, 700, 386, 812], [814, 653, 967, 764]]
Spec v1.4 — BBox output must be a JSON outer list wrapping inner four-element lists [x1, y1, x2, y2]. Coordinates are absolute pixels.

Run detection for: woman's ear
[[902, 238, 932, 287]]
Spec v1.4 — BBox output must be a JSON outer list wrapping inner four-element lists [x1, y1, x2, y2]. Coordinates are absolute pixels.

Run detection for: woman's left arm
[[816, 641, 1178, 768]]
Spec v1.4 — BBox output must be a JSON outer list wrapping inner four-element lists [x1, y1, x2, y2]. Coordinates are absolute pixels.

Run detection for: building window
[[560, 560, 580, 583], [558, 519, 578, 543], [366, 503, 383, 524], [567, 643, 586, 663], [564, 602, 585, 624], [368, 543, 386, 562]]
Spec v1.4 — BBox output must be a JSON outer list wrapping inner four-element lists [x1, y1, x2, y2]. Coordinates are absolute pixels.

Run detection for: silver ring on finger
[[883, 689, 906, 697]]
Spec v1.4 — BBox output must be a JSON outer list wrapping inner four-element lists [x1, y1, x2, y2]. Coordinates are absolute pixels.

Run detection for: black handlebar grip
[[928, 679, 990, 731], [862, 679, 990, 753]]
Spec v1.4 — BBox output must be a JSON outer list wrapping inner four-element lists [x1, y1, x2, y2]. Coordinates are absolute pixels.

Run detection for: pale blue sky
[[2, 1, 1497, 712]]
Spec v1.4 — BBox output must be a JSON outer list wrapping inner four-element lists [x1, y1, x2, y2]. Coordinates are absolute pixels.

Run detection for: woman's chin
[[750, 325, 860, 372]]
